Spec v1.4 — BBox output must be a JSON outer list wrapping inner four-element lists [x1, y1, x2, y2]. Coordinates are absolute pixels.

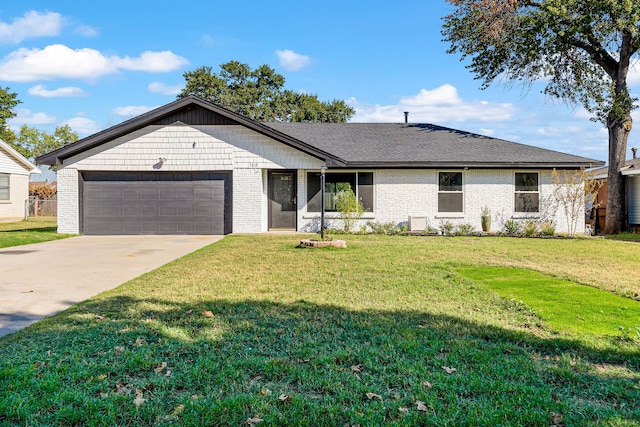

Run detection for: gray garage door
[[82, 172, 231, 235]]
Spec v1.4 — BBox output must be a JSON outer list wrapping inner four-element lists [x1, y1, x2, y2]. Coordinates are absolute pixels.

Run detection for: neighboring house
[[35, 96, 603, 235], [0, 139, 41, 221], [591, 148, 640, 232]]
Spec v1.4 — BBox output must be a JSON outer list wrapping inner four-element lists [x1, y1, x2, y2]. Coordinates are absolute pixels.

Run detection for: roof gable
[[35, 96, 345, 166], [0, 139, 40, 174]]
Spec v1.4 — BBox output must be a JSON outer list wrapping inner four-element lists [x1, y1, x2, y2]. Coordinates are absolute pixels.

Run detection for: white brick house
[[0, 140, 40, 221], [36, 96, 603, 235]]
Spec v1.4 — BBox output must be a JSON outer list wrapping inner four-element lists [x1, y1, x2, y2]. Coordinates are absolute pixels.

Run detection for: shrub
[[502, 219, 521, 235], [523, 220, 539, 237], [367, 221, 400, 235], [455, 222, 476, 235], [540, 220, 556, 236], [334, 189, 364, 233], [439, 220, 455, 236]]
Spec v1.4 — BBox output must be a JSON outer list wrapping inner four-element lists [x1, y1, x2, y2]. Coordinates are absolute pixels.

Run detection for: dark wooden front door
[[269, 171, 297, 229]]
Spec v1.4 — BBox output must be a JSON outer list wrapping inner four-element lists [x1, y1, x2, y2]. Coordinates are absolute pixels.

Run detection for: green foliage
[[502, 219, 521, 236], [540, 220, 557, 236], [522, 220, 539, 237], [179, 62, 354, 122], [0, 86, 20, 130], [481, 205, 491, 218], [367, 221, 401, 235], [442, 1, 640, 123], [7, 124, 79, 160], [334, 189, 364, 232], [438, 220, 455, 236], [455, 222, 476, 235]]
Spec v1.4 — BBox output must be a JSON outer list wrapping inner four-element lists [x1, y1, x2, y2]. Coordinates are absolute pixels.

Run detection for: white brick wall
[[57, 168, 79, 233], [298, 168, 580, 234]]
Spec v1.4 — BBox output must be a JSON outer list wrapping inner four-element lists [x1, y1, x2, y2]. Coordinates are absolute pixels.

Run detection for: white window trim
[[513, 171, 540, 215], [0, 173, 10, 201], [437, 170, 464, 215]]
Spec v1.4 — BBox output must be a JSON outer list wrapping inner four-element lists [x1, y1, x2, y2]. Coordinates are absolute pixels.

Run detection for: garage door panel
[[82, 172, 230, 235]]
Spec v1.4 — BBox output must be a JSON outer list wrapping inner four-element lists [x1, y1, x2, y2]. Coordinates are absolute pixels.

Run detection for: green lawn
[[0, 235, 638, 426], [0, 217, 70, 248]]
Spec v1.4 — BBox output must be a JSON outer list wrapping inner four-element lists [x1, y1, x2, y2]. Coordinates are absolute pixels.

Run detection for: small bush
[[367, 221, 400, 235], [439, 220, 455, 236], [523, 220, 539, 237], [502, 219, 521, 235], [455, 222, 476, 236], [540, 220, 556, 236]]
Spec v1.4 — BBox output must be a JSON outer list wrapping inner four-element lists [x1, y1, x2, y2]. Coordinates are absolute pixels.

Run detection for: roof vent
[[404, 111, 409, 124], [633, 147, 638, 159]]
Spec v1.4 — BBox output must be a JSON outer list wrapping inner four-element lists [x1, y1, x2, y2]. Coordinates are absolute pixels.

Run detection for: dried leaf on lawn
[[154, 362, 168, 373], [415, 400, 429, 412], [185, 309, 193, 315], [278, 393, 292, 403], [134, 337, 146, 347], [550, 412, 564, 426], [133, 389, 146, 407], [115, 381, 131, 396], [366, 392, 382, 401], [171, 404, 185, 416], [94, 315, 106, 320], [260, 387, 272, 396], [422, 380, 433, 388], [351, 364, 363, 373], [398, 407, 409, 414], [442, 366, 457, 374], [114, 346, 125, 354], [246, 416, 264, 426], [202, 310, 214, 318]]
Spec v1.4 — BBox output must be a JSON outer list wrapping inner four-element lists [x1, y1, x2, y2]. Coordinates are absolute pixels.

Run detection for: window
[[0, 174, 9, 200], [438, 171, 463, 213], [514, 172, 539, 212], [307, 172, 373, 212]]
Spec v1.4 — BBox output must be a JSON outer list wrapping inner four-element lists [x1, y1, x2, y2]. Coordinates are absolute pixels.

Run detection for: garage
[[81, 171, 231, 235]]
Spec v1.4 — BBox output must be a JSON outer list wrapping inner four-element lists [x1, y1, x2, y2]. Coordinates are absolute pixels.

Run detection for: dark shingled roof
[[265, 122, 603, 168]]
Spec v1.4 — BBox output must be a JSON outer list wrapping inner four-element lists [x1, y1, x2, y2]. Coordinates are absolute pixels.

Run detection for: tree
[[0, 86, 21, 143], [10, 124, 79, 161], [442, 0, 640, 234], [179, 61, 355, 123], [551, 167, 602, 237]]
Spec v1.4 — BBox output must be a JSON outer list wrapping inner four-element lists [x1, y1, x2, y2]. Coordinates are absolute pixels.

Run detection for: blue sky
[[2, 0, 635, 175]]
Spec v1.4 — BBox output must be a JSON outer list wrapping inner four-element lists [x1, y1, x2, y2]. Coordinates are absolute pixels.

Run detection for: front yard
[[0, 217, 68, 248], [0, 235, 638, 426]]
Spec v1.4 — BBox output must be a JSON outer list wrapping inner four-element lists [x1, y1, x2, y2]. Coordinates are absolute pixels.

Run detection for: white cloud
[[0, 44, 189, 82], [350, 85, 516, 123], [74, 24, 98, 37], [8, 109, 56, 125], [115, 50, 189, 72], [28, 84, 86, 98], [202, 34, 216, 47], [478, 128, 495, 136], [111, 105, 156, 117], [64, 117, 100, 135], [276, 49, 311, 71], [148, 81, 184, 95], [0, 11, 64, 44]]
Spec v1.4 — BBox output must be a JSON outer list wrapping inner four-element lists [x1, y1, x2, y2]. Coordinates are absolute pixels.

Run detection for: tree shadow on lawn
[[1, 297, 638, 426]]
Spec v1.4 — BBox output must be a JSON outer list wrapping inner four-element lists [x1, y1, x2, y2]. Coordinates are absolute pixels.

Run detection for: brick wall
[[298, 169, 580, 234]]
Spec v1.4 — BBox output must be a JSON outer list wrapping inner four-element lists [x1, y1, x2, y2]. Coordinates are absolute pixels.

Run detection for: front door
[[268, 171, 297, 229]]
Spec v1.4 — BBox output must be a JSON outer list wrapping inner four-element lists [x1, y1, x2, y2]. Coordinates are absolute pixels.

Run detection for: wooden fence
[[29, 196, 57, 217]]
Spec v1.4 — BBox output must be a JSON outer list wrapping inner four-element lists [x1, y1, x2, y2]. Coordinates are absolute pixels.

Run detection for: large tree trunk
[[603, 120, 630, 234]]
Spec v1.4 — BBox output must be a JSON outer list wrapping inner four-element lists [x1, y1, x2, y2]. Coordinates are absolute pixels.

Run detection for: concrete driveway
[[0, 235, 224, 337]]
